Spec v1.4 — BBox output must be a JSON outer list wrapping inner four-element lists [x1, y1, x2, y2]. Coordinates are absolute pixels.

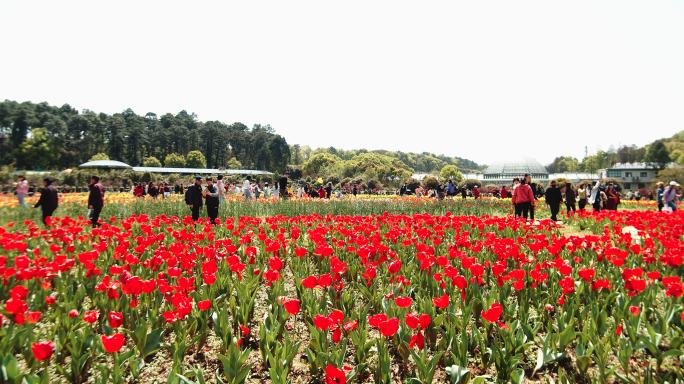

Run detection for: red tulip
[[102, 334, 125, 353], [646, 271, 660, 280], [318, 274, 332, 287], [325, 365, 346, 384], [481, 303, 503, 323], [268, 257, 283, 271], [388, 259, 402, 274], [32, 341, 54, 361], [198, 300, 211, 311], [368, 313, 388, 327], [470, 264, 484, 277], [240, 324, 250, 336], [45, 296, 56, 305], [302, 275, 318, 289], [409, 332, 425, 350], [10, 285, 28, 300], [84, 311, 99, 324], [379, 318, 399, 337], [343, 320, 358, 331], [433, 293, 449, 308], [108, 312, 123, 328], [629, 306, 641, 316], [394, 297, 412, 308], [68, 309, 79, 318], [27, 311, 41, 323], [332, 328, 342, 343], [314, 315, 333, 330], [284, 300, 301, 315]]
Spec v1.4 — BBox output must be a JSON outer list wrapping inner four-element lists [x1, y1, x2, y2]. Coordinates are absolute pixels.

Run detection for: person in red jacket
[[473, 187, 480, 199], [512, 174, 535, 221], [500, 186, 508, 199]]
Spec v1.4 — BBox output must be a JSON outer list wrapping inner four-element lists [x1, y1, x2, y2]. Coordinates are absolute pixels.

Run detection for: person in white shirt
[[263, 183, 271, 198], [217, 175, 225, 204], [243, 176, 253, 201], [273, 185, 280, 198]]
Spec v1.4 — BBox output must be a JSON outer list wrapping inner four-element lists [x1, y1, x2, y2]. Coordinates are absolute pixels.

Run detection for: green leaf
[[558, 324, 576, 351], [445, 365, 470, 384], [472, 376, 491, 384], [142, 328, 164, 358], [510, 369, 525, 384]]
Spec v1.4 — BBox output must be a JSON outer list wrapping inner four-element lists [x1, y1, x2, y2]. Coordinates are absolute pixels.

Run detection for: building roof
[[79, 160, 132, 169], [484, 156, 548, 175], [131, 167, 273, 175], [603, 162, 679, 170]]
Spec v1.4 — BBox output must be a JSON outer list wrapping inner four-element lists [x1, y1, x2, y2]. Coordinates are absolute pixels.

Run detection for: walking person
[[243, 176, 254, 201], [88, 175, 105, 228], [185, 176, 204, 221], [15, 174, 28, 207], [473, 186, 480, 200], [353, 185, 358, 197], [663, 181, 681, 212], [564, 182, 576, 215], [33, 177, 59, 226], [279, 171, 290, 200], [511, 175, 535, 221], [204, 177, 219, 224], [163, 183, 171, 198], [148, 182, 158, 199], [545, 180, 563, 222], [577, 183, 588, 212], [656, 182, 665, 212], [460, 185, 467, 200]]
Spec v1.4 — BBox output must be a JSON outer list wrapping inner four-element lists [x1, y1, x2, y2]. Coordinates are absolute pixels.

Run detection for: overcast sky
[[1, 1, 683, 166]]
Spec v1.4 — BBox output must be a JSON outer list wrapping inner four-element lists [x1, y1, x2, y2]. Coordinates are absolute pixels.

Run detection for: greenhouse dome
[[483, 156, 548, 180]]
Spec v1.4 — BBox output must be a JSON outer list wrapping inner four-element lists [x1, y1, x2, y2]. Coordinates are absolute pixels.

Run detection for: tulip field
[[0, 194, 683, 384]]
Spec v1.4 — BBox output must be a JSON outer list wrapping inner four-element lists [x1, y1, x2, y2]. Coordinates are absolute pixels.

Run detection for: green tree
[[227, 157, 242, 169], [440, 165, 463, 182], [164, 153, 186, 168], [422, 176, 439, 190], [143, 156, 162, 167], [89, 153, 110, 161], [15, 128, 57, 169], [644, 140, 670, 170], [303, 153, 341, 176], [656, 167, 684, 187], [186, 150, 207, 168]]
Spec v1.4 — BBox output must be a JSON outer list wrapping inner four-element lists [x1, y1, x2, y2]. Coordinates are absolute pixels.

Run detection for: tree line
[[0, 100, 291, 173], [545, 134, 684, 174]]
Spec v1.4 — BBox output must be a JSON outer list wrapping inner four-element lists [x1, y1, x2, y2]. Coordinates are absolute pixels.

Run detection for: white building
[[598, 162, 679, 190]]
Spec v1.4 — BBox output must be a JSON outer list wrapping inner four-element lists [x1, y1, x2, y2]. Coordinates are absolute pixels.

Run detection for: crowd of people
[[11, 171, 683, 226]]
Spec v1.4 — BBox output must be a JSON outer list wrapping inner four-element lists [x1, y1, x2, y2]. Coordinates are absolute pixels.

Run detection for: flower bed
[[1, 207, 683, 383]]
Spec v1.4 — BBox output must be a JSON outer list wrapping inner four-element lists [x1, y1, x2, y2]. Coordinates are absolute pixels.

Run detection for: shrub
[[457, 179, 482, 190], [423, 177, 439, 190], [186, 151, 207, 168], [165, 153, 186, 168], [143, 157, 162, 167], [89, 153, 109, 162]]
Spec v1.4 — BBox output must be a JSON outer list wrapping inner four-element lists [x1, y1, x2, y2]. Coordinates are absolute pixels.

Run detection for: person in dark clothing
[[174, 184, 181, 194], [461, 185, 467, 200], [185, 176, 204, 221], [545, 180, 563, 221], [88, 175, 106, 228], [437, 181, 445, 200], [33, 177, 59, 225], [148, 182, 158, 198], [203, 177, 219, 224], [325, 183, 333, 199], [400, 183, 408, 197], [528, 181, 536, 220], [564, 182, 576, 214], [279, 171, 290, 200], [353, 185, 357, 196]]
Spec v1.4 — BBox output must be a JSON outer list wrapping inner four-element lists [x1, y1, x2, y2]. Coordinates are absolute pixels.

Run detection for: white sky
[[1, 1, 683, 166]]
